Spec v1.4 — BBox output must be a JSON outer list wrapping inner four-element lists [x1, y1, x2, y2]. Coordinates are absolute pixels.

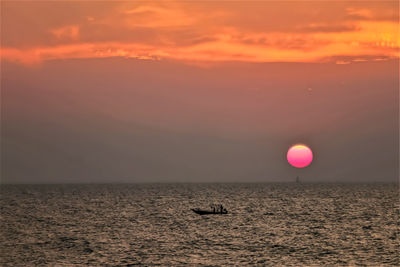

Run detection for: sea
[[1, 183, 399, 266]]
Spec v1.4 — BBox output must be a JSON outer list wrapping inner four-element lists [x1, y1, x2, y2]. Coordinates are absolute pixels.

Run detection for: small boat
[[191, 204, 228, 215], [191, 208, 228, 215]]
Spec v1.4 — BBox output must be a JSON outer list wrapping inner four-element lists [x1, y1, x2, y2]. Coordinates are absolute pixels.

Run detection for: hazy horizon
[[1, 1, 398, 184]]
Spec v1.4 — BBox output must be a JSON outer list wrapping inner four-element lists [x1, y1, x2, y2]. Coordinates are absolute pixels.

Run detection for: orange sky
[[1, 1, 399, 65], [1, 1, 398, 183]]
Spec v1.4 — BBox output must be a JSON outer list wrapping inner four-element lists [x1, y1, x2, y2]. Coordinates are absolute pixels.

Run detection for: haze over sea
[[1, 183, 399, 266]]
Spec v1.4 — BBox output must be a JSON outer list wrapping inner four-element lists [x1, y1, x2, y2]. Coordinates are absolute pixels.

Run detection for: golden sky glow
[[1, 1, 399, 65], [2, 1, 398, 183]]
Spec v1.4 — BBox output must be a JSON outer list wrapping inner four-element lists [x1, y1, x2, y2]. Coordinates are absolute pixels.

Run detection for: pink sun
[[287, 144, 313, 168]]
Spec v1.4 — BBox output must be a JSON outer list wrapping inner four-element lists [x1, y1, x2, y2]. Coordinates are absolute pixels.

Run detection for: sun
[[287, 144, 313, 168]]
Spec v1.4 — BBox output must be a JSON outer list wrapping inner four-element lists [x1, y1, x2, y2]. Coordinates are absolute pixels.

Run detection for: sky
[[1, 1, 399, 183]]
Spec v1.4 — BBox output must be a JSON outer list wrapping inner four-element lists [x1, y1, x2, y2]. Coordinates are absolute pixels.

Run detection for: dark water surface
[[1, 183, 399, 266]]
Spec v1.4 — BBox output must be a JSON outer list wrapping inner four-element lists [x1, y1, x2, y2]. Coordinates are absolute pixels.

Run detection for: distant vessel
[[191, 204, 228, 215], [296, 176, 300, 183]]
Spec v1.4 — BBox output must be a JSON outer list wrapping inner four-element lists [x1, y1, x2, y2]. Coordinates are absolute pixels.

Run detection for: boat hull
[[191, 209, 228, 215]]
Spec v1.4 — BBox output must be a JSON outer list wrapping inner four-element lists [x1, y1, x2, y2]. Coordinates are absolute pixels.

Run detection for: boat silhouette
[[191, 204, 228, 215]]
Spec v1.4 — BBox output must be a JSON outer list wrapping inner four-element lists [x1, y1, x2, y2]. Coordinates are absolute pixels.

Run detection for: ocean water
[[1, 183, 399, 266]]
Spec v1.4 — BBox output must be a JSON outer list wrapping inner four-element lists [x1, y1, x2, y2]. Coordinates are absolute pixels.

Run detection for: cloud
[[345, 6, 398, 21], [1, 1, 398, 65], [295, 23, 359, 33], [121, 4, 195, 28], [51, 25, 80, 40], [346, 8, 374, 19]]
